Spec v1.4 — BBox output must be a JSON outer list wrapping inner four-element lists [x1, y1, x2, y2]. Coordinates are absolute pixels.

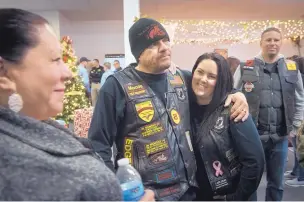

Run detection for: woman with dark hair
[[0, 8, 154, 201], [190, 53, 265, 201]]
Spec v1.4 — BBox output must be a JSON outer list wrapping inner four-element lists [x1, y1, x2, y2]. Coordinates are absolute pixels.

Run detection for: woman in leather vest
[[190, 53, 265, 201]]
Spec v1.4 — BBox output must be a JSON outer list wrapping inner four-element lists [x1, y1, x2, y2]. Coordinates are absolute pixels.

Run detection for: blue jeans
[[291, 136, 304, 181], [264, 137, 288, 201]]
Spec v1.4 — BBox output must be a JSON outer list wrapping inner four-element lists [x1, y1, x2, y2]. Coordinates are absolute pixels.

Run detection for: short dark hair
[[93, 59, 99, 63], [0, 8, 49, 63], [261, 27, 281, 38], [114, 60, 120, 64], [192, 52, 233, 115], [79, 57, 90, 63]]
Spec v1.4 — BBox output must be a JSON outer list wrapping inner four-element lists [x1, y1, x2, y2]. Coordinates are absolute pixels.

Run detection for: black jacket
[[191, 105, 265, 201], [89, 66, 104, 83]]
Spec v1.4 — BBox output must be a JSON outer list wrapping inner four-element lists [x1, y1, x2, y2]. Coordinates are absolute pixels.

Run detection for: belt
[[258, 124, 283, 133]]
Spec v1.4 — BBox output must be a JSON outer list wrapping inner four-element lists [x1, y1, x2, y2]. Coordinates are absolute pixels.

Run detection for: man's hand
[[224, 92, 249, 122], [140, 189, 155, 201]]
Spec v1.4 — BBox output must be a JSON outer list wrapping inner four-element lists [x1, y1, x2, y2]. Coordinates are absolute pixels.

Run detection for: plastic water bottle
[[116, 158, 145, 201]]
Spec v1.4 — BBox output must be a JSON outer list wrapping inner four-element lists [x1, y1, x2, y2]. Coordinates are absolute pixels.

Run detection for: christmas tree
[[56, 36, 90, 124]]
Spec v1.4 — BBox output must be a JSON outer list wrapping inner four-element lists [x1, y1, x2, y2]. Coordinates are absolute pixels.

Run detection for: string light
[[55, 36, 90, 123], [135, 16, 304, 46]]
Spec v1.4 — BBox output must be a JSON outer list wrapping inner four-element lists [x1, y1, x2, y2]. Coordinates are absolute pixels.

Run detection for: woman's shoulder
[[0, 130, 122, 200], [0, 117, 122, 200]]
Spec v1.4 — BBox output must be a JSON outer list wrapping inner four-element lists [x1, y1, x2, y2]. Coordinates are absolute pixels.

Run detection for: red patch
[[245, 60, 254, 67], [146, 24, 166, 40], [157, 184, 181, 198]]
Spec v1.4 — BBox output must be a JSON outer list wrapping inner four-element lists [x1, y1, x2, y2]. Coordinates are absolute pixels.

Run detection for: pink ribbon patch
[[213, 161, 224, 177]]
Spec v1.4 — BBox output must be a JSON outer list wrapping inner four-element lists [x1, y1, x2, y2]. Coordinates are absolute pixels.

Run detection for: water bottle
[[116, 158, 145, 201]]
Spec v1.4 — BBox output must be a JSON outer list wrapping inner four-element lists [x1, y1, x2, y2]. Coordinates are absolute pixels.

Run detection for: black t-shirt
[[264, 62, 278, 73], [135, 69, 168, 105]]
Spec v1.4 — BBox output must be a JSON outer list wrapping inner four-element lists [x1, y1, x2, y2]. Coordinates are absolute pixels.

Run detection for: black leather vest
[[112, 66, 197, 201], [240, 58, 298, 134], [195, 108, 242, 196]]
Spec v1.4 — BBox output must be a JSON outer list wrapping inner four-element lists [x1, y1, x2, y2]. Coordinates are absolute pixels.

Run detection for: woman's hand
[[224, 92, 249, 122], [139, 189, 155, 201]]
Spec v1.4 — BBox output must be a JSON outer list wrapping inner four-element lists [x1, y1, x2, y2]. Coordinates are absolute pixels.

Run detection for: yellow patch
[[145, 139, 169, 155], [124, 138, 134, 165], [170, 109, 181, 125], [140, 122, 164, 138], [287, 62, 297, 71], [169, 75, 184, 86], [135, 101, 155, 122]]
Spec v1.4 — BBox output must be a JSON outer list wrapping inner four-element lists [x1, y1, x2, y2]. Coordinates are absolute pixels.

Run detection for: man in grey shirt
[[234, 27, 304, 201]]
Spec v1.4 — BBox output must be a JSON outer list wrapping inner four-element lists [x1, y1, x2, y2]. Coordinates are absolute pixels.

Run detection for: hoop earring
[[8, 93, 23, 113]]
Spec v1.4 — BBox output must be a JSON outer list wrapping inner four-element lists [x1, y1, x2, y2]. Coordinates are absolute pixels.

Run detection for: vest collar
[[255, 53, 285, 65]]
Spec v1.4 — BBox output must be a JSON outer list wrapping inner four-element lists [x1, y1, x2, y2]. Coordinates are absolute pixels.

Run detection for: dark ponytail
[[0, 8, 49, 63]]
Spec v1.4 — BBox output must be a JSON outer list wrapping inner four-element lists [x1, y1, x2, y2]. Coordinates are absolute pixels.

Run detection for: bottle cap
[[117, 158, 130, 166]]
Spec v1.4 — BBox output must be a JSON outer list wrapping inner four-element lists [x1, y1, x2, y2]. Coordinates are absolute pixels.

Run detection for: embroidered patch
[[245, 60, 254, 67], [124, 138, 134, 165], [169, 75, 184, 86], [244, 82, 254, 92], [170, 109, 181, 125], [214, 117, 224, 130], [145, 139, 169, 155], [213, 161, 224, 177], [155, 169, 176, 183], [287, 62, 297, 71], [225, 149, 237, 162], [126, 84, 147, 98], [175, 87, 186, 101], [135, 101, 154, 123], [140, 122, 164, 138], [157, 184, 182, 198], [243, 66, 254, 70], [145, 24, 166, 40], [150, 150, 170, 165], [214, 178, 229, 190]]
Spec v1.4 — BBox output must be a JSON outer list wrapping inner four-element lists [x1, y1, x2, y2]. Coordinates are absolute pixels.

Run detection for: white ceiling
[[0, 0, 303, 21]]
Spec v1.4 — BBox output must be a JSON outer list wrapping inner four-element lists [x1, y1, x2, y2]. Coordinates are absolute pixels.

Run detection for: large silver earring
[[8, 93, 23, 113]]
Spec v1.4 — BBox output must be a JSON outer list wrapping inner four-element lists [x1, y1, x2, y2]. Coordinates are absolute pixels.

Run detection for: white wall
[[61, 20, 304, 69], [32, 10, 61, 38], [60, 21, 124, 62]]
